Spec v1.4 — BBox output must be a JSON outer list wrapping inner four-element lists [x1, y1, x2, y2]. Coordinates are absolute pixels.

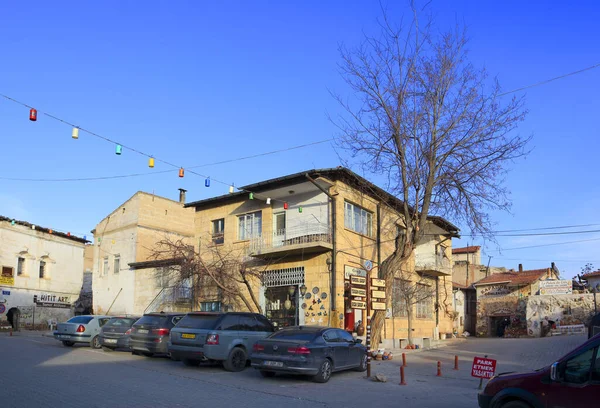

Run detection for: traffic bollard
[[402, 352, 407, 366], [400, 365, 407, 385], [437, 361, 442, 376], [454, 355, 459, 370]]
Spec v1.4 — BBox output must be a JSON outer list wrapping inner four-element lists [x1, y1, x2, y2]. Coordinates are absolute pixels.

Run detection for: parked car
[[588, 312, 600, 339], [250, 326, 367, 383], [99, 316, 140, 351], [129, 312, 185, 357], [478, 332, 600, 408], [53, 315, 111, 348], [168, 312, 275, 371]]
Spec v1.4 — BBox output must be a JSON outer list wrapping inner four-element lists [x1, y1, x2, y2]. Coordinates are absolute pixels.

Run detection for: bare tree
[[392, 269, 436, 343], [150, 237, 270, 313], [333, 5, 529, 345]]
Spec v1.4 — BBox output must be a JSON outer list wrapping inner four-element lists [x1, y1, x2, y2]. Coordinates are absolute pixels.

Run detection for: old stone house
[[91, 190, 195, 316], [0, 216, 87, 330], [184, 167, 460, 348]]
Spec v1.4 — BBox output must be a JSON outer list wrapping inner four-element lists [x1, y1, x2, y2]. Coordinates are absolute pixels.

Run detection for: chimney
[[518, 264, 523, 272], [178, 188, 187, 204]]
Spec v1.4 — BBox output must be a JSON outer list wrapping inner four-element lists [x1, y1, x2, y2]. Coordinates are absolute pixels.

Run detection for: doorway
[[264, 286, 299, 329], [273, 212, 286, 247], [490, 315, 511, 337], [7, 307, 20, 331]]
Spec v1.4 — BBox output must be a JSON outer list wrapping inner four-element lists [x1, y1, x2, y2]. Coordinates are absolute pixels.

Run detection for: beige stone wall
[[526, 294, 595, 337]]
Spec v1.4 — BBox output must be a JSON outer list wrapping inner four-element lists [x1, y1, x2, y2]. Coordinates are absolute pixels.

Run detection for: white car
[[54, 315, 111, 348]]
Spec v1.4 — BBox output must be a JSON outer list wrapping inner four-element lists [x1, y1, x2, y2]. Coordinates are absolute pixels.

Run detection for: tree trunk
[[407, 306, 414, 345]]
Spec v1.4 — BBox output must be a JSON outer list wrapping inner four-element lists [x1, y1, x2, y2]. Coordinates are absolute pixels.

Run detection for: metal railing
[[249, 223, 332, 254], [144, 286, 192, 313]]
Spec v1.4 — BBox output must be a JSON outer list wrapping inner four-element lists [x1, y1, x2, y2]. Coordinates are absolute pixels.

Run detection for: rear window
[[270, 330, 318, 341], [105, 318, 137, 327], [176, 314, 221, 330], [67, 316, 93, 324], [135, 315, 169, 326]]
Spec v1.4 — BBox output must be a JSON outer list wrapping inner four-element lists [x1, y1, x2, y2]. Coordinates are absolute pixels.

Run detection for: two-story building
[[184, 167, 460, 348], [0, 216, 87, 330], [91, 190, 195, 316]]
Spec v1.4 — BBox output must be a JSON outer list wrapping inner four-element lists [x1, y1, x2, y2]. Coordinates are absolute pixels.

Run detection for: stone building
[[526, 293, 594, 337], [473, 265, 560, 337], [91, 190, 195, 315], [184, 167, 460, 348], [0, 216, 87, 329]]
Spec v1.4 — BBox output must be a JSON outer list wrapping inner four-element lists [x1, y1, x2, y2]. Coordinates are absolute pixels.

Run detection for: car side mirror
[[354, 339, 363, 344], [550, 362, 560, 381]]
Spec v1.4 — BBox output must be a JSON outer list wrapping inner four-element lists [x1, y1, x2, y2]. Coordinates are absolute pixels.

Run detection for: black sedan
[[250, 326, 367, 383], [99, 316, 140, 351]]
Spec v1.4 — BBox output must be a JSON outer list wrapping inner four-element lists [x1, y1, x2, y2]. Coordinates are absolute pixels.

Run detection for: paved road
[[0, 332, 588, 408]]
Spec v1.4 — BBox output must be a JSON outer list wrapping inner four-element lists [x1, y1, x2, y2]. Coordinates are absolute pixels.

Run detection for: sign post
[[471, 355, 496, 390], [364, 260, 373, 378]]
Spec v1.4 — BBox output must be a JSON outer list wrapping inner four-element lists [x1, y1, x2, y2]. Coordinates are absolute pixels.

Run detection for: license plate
[[181, 333, 196, 339], [105, 339, 118, 344], [57, 335, 70, 339], [264, 361, 283, 367], [138, 329, 149, 334]]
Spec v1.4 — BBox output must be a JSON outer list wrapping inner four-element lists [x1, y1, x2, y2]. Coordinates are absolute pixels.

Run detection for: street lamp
[[300, 284, 307, 297]]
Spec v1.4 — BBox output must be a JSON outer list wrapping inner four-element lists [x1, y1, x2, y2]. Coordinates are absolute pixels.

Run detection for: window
[[98, 318, 111, 327], [155, 267, 170, 288], [238, 211, 262, 240], [562, 347, 595, 384], [103, 257, 109, 276], [592, 349, 600, 382], [255, 315, 275, 332], [219, 315, 241, 331], [176, 314, 220, 330], [17, 257, 25, 276], [416, 296, 433, 319], [323, 329, 340, 343], [67, 316, 94, 324], [344, 201, 372, 236], [212, 219, 225, 244], [39, 261, 46, 279], [337, 329, 355, 343], [2, 266, 13, 278], [392, 279, 409, 317], [200, 301, 221, 312], [113, 255, 120, 274]]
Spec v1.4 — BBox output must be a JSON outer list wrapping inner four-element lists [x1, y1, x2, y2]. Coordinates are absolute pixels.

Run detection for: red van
[[478, 333, 600, 408]]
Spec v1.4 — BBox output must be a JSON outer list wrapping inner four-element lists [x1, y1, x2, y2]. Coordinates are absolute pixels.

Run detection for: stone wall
[[526, 294, 595, 337]]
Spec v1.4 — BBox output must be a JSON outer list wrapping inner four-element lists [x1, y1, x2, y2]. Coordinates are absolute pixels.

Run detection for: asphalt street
[[0, 333, 588, 408]]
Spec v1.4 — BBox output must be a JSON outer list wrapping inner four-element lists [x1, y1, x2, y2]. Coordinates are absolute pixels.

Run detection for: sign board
[[479, 284, 511, 298], [364, 260, 373, 271], [0, 276, 14, 286], [351, 300, 367, 310], [371, 290, 386, 299], [351, 288, 367, 297], [345, 265, 367, 279], [2, 290, 10, 295], [371, 278, 386, 287], [471, 357, 497, 379], [371, 302, 386, 310], [350, 276, 366, 286], [35, 293, 71, 309], [0, 304, 5, 314], [539, 280, 573, 295]]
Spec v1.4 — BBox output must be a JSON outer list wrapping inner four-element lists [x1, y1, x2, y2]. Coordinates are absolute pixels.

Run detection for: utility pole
[[486, 256, 492, 278]]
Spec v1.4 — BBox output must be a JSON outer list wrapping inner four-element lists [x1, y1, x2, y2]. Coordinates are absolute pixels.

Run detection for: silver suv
[[168, 312, 275, 371]]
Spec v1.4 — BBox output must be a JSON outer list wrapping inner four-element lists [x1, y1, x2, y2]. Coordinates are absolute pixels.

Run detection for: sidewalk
[[0, 329, 54, 337]]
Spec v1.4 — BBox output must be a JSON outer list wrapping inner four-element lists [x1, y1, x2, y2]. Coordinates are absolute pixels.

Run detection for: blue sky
[[1, 1, 599, 279]]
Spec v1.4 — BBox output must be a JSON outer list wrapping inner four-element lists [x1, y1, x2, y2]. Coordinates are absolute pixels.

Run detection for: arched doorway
[[7, 308, 20, 331]]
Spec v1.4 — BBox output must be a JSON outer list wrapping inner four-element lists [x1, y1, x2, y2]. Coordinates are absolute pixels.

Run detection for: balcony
[[248, 223, 332, 258], [415, 252, 452, 276]]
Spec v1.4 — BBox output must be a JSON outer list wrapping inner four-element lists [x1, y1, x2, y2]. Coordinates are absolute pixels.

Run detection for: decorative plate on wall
[[321, 292, 328, 300], [305, 293, 312, 300], [301, 303, 307, 309], [312, 287, 320, 294]]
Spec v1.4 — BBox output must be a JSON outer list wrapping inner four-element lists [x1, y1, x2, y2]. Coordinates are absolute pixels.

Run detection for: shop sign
[[2, 290, 10, 295], [471, 357, 497, 379], [351, 300, 366, 309], [479, 284, 511, 298], [371, 290, 386, 299], [0, 276, 15, 286], [350, 276, 366, 286], [371, 302, 386, 310], [371, 278, 386, 287], [345, 265, 367, 279], [539, 280, 572, 295], [350, 288, 367, 297], [35, 293, 72, 309]]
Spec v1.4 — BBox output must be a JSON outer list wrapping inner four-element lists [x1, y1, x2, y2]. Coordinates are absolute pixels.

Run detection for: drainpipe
[[305, 174, 336, 311], [376, 205, 382, 279]]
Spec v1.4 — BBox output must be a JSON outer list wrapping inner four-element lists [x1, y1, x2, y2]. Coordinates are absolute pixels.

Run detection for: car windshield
[[176, 314, 220, 330], [270, 330, 317, 341], [105, 318, 137, 327], [67, 316, 93, 324], [135, 315, 169, 326]]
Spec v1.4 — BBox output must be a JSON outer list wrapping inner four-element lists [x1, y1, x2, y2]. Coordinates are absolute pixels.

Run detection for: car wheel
[[260, 370, 276, 378], [223, 347, 247, 372], [313, 359, 333, 383], [183, 359, 200, 367], [102, 346, 114, 352], [91, 336, 101, 349], [62, 341, 74, 347], [354, 353, 367, 372], [500, 401, 531, 408]]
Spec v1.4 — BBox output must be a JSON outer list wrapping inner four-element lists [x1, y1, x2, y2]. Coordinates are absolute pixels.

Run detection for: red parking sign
[[471, 357, 497, 379]]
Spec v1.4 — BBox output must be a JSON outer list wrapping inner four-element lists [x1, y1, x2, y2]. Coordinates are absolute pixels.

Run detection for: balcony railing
[[249, 223, 332, 256], [415, 252, 452, 276]]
